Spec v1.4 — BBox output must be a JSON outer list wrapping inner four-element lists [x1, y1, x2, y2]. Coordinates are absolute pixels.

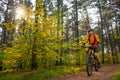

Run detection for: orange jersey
[[84, 34, 100, 46]]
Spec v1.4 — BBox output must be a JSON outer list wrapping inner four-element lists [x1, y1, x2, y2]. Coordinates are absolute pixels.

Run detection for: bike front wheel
[[86, 56, 93, 76]]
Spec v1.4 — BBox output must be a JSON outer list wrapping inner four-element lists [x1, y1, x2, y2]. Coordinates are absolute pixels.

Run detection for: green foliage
[[0, 51, 3, 61], [115, 36, 120, 40], [2, 0, 63, 71], [112, 65, 120, 80], [104, 54, 113, 63], [0, 72, 22, 80], [28, 70, 62, 80], [0, 66, 82, 80], [27, 66, 81, 80], [61, 52, 86, 66], [61, 40, 86, 66]]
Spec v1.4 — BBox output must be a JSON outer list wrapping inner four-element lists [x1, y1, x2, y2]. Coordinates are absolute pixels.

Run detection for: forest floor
[[50, 64, 119, 80]]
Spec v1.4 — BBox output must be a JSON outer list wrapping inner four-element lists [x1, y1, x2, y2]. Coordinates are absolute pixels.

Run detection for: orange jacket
[[83, 34, 100, 46]]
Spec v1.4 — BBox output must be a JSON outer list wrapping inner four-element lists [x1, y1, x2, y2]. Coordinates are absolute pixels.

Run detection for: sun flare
[[16, 8, 25, 19]]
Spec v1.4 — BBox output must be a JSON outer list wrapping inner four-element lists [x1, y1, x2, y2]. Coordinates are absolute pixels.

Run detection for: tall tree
[[31, 0, 39, 70], [74, 0, 79, 44], [97, 0, 105, 64]]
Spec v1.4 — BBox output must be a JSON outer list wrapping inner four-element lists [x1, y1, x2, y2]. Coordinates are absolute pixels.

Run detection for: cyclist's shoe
[[98, 63, 101, 68]]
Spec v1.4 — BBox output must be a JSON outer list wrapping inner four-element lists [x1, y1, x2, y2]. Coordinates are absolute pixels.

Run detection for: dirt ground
[[51, 64, 119, 80]]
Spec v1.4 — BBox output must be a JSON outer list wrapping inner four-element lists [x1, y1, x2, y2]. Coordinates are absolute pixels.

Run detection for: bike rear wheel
[[86, 55, 93, 76]]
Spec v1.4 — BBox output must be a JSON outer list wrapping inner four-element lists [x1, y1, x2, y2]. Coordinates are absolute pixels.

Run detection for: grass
[[27, 66, 83, 80], [27, 69, 63, 80], [0, 70, 40, 80], [0, 72, 22, 80], [112, 65, 120, 80], [0, 66, 84, 80]]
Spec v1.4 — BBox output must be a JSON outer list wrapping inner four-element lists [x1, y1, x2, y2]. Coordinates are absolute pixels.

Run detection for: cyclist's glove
[[83, 43, 85, 45], [96, 42, 100, 47], [82, 43, 86, 48], [97, 42, 100, 44]]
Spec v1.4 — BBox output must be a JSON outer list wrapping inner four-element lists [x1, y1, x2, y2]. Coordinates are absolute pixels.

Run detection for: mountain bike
[[82, 46, 99, 76]]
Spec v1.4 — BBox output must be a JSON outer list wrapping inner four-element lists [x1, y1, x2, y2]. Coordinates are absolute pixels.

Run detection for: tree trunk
[[60, 0, 63, 65], [115, 10, 120, 53], [31, 0, 39, 70], [55, 0, 60, 66], [75, 0, 79, 44], [110, 21, 118, 63], [109, 0, 118, 63], [106, 16, 115, 64], [98, 0, 104, 64]]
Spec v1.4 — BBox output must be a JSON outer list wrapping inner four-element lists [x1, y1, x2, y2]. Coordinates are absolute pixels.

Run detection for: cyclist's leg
[[85, 47, 89, 54], [94, 47, 100, 64], [94, 53, 100, 63], [94, 47, 101, 68]]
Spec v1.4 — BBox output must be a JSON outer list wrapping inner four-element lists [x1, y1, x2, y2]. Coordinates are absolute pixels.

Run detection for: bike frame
[[85, 46, 99, 76]]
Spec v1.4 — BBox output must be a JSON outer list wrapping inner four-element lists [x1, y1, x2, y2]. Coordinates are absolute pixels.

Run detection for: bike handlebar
[[81, 45, 87, 48], [81, 45, 97, 49]]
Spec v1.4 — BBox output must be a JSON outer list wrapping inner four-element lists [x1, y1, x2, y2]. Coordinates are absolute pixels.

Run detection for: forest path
[[53, 64, 119, 80]]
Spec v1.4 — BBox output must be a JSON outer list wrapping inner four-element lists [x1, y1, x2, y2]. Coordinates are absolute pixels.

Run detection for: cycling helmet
[[88, 28, 94, 32]]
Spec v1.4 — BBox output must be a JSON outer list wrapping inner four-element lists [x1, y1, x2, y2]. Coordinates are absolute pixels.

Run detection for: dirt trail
[[54, 64, 118, 80]]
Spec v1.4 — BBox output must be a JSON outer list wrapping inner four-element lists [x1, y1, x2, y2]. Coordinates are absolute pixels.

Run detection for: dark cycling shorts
[[88, 46, 98, 53]]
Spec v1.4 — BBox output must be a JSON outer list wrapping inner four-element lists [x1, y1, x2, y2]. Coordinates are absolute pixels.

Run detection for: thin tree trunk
[[55, 0, 60, 66], [60, 0, 63, 65], [85, 7, 90, 29], [98, 0, 104, 64], [106, 16, 115, 63], [75, 0, 79, 44], [110, 21, 118, 63], [109, 0, 118, 63], [31, 0, 39, 70], [115, 12, 120, 53]]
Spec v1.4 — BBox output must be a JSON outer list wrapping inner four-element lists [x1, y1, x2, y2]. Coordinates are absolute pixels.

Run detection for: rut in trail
[[52, 64, 118, 80]]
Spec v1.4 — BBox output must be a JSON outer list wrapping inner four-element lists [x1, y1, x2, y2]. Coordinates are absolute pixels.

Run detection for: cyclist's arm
[[95, 34, 100, 43], [83, 36, 88, 45]]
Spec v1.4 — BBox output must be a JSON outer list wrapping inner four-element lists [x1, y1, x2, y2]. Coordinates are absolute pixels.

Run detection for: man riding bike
[[82, 28, 101, 68]]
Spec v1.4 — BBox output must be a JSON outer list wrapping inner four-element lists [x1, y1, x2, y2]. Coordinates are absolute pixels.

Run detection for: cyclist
[[82, 28, 101, 68]]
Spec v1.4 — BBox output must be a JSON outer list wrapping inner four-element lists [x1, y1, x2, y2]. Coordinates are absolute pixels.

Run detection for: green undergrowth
[[112, 65, 120, 80], [0, 71, 27, 80], [0, 66, 85, 80], [27, 66, 84, 80], [0, 73, 20, 80]]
